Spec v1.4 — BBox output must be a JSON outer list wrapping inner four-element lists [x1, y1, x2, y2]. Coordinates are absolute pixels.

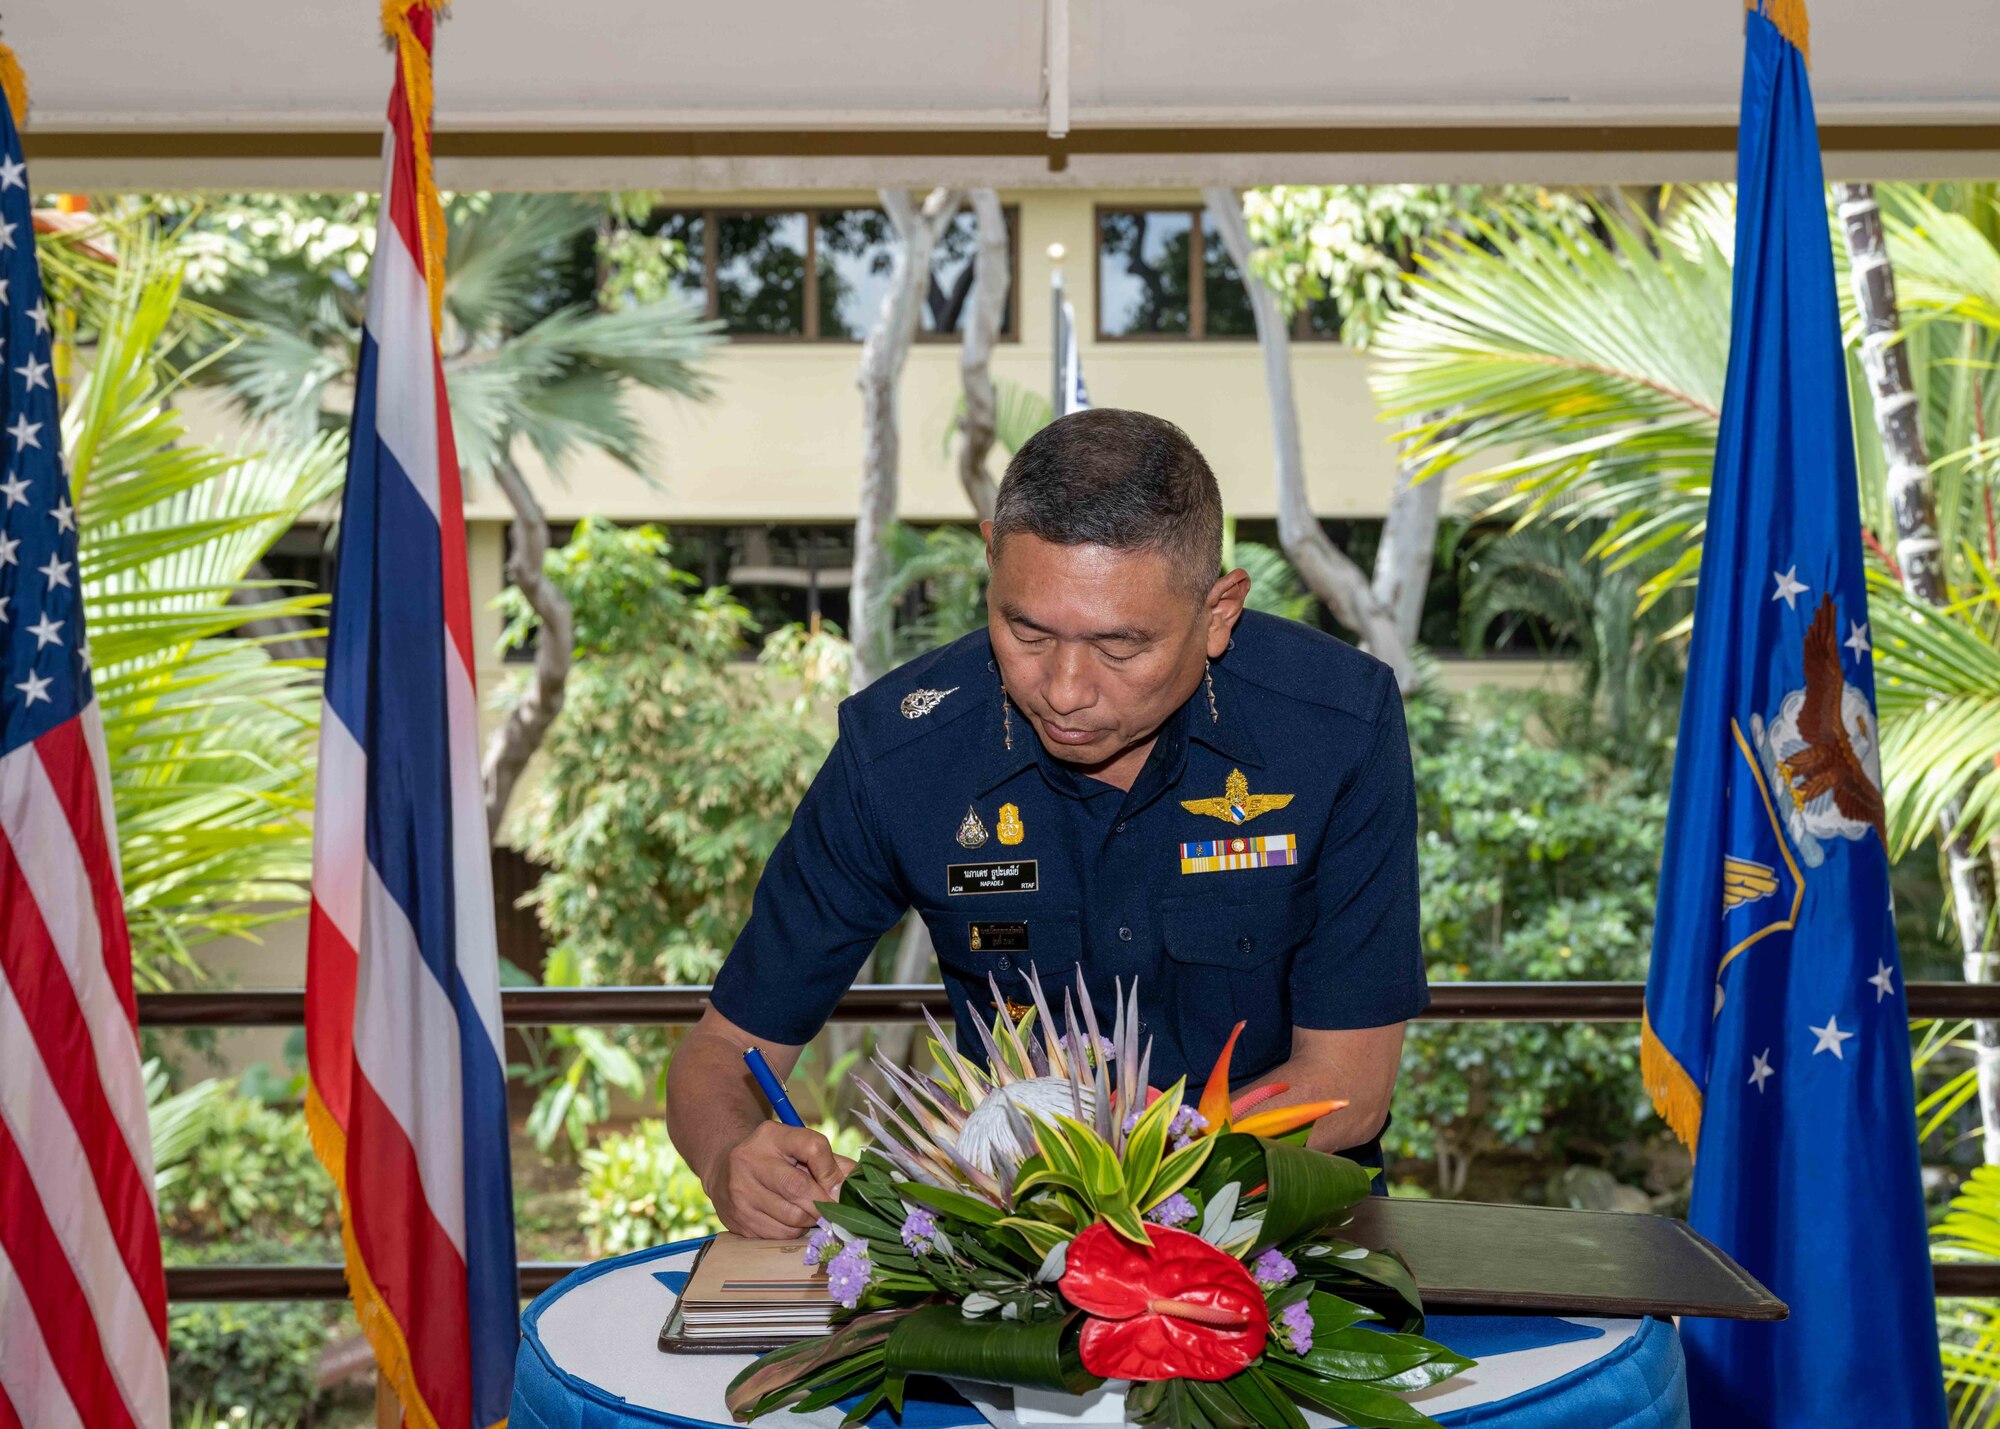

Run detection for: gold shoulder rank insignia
[[1181, 767, 1294, 826], [900, 686, 960, 719], [1723, 856, 1779, 911]]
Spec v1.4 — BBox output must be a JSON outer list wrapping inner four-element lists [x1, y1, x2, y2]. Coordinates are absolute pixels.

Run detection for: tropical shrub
[[1394, 698, 1668, 1196], [166, 1245, 339, 1429], [504, 519, 850, 986], [155, 1085, 338, 1247]]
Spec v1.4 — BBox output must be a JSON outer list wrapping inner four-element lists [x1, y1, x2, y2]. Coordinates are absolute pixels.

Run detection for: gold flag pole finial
[[0, 33, 28, 128], [381, 0, 451, 336], [1749, 0, 1810, 65]]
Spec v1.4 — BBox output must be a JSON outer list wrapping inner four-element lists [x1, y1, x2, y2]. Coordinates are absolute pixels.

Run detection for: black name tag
[[947, 860, 1039, 896], [969, 921, 1029, 953]]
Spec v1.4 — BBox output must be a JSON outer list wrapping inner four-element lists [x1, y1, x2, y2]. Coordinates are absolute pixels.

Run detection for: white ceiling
[[14, 0, 2000, 189]]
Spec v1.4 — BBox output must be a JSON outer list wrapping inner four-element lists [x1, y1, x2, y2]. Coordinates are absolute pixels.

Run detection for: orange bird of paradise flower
[[1177, 1021, 1346, 1141]]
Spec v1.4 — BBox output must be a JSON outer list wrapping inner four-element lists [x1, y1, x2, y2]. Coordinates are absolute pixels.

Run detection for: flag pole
[[1049, 242, 1066, 417]]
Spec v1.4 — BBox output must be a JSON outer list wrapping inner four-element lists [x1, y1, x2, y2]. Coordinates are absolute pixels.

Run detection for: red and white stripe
[[0, 719, 168, 1429]]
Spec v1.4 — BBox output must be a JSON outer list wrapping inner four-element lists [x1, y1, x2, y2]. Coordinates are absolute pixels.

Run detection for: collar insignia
[[1181, 767, 1294, 826], [900, 686, 960, 719]]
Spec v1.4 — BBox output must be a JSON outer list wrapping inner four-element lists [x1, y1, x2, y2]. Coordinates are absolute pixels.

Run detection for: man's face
[[985, 531, 1241, 774]]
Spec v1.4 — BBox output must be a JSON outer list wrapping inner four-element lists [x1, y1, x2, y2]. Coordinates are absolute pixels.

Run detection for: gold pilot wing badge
[[900, 686, 960, 719], [996, 802, 1025, 846], [1181, 767, 1294, 826]]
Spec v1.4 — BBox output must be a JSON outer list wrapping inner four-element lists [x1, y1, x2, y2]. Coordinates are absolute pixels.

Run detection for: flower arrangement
[[726, 973, 1473, 1428]]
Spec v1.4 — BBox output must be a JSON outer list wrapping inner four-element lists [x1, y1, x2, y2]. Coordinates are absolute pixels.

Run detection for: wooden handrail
[[135, 981, 2000, 1027]]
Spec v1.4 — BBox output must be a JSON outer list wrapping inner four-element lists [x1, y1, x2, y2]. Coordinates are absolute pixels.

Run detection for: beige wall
[[463, 188, 1413, 527]]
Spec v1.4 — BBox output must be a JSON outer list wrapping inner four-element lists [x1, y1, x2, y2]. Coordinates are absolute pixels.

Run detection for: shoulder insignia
[[1181, 767, 1294, 826], [900, 686, 960, 719]]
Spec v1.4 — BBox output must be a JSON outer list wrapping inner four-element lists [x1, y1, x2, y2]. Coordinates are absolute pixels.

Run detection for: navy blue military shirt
[[710, 610, 1428, 1163]]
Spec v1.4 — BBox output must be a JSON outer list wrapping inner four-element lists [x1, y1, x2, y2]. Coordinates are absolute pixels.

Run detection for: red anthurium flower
[[1059, 1224, 1269, 1382]]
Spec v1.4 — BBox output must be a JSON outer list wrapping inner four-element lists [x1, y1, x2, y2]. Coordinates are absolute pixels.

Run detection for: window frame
[[664, 204, 1021, 343], [1093, 203, 1339, 343]]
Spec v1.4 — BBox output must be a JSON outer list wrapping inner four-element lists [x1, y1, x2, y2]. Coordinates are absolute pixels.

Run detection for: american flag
[[303, 5, 517, 1426], [0, 91, 170, 1429]]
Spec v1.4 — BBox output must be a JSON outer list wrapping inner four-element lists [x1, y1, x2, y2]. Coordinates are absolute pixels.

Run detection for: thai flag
[[304, 5, 517, 1426]]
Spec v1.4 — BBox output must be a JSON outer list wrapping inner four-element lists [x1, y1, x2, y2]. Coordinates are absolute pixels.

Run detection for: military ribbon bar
[[1178, 833, 1297, 875]]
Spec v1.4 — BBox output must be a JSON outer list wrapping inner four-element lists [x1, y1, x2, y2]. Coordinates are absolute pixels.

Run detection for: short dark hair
[[990, 409, 1223, 597]]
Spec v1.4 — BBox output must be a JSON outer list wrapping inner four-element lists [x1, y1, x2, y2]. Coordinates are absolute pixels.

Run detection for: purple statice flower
[[900, 1206, 940, 1254], [802, 1218, 838, 1269], [1145, 1193, 1197, 1228], [1252, 1249, 1297, 1290], [1168, 1104, 1210, 1150], [1122, 1107, 1142, 1134], [826, 1242, 872, 1309], [1279, 1300, 1315, 1355]]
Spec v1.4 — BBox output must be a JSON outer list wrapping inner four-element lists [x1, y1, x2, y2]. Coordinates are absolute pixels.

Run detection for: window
[[1096, 206, 1340, 342], [651, 207, 1018, 342]]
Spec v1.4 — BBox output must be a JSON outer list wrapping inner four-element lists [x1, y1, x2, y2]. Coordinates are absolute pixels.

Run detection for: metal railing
[[142, 982, 2000, 1301]]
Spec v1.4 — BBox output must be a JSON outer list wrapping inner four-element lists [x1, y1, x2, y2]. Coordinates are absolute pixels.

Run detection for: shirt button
[[1114, 821, 1128, 834], [1237, 935, 1253, 955], [1118, 926, 1133, 942], [998, 954, 1014, 971]]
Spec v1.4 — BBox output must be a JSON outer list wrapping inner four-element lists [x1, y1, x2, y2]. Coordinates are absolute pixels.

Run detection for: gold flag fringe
[[1749, 0, 1810, 65], [382, 0, 450, 337], [0, 40, 28, 127], [1641, 1010, 1704, 1155], [309, 1080, 474, 1429]]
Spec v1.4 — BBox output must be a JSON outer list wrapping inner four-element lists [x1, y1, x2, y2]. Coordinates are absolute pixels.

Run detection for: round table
[[512, 1239, 1689, 1429]]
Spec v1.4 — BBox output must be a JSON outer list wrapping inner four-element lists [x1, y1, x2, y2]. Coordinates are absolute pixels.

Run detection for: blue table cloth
[[512, 1239, 1688, 1429]]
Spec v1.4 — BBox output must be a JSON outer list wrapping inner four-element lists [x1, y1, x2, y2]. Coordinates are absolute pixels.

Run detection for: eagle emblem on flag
[[1181, 766, 1293, 825], [1748, 594, 1886, 866]]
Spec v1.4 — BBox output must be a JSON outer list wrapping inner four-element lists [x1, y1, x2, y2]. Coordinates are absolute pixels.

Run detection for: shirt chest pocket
[[1159, 876, 1319, 1071], [921, 904, 1087, 1004]]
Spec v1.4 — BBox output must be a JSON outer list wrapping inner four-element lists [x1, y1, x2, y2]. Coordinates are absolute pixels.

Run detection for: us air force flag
[[1642, 3, 1945, 1423]]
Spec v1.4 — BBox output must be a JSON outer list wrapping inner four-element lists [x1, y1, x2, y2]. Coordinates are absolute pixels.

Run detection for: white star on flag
[[38, 553, 72, 589], [0, 531, 17, 567], [25, 613, 62, 650], [1749, 1050, 1775, 1093], [78, 639, 92, 671], [1845, 621, 1871, 658], [0, 470, 26, 507], [1868, 960, 1896, 1002], [16, 354, 49, 391], [0, 218, 15, 252], [51, 500, 74, 534], [7, 413, 41, 451], [14, 670, 51, 706], [0, 154, 25, 191], [0, 594, 10, 623], [1810, 1015, 1855, 1060], [27, 300, 49, 335], [1772, 566, 1809, 608]]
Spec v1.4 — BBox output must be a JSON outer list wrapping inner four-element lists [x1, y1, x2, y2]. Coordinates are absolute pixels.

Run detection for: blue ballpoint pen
[[742, 1046, 806, 1127]]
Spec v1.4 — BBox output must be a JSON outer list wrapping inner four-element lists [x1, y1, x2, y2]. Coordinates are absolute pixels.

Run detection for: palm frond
[[1370, 202, 1732, 581], [65, 236, 341, 984]]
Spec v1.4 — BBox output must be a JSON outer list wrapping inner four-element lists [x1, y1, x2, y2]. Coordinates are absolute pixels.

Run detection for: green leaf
[[1301, 1243, 1425, 1322], [1054, 1115, 1126, 1202], [997, 1216, 1072, 1260], [1261, 1361, 1444, 1429], [818, 1201, 901, 1244], [1227, 1366, 1310, 1429], [1281, 1326, 1447, 1383], [882, 1304, 1098, 1393], [1186, 1377, 1258, 1428], [899, 1181, 1007, 1228], [1255, 1139, 1372, 1249], [1190, 1133, 1268, 1204], [1140, 1135, 1216, 1212], [726, 1310, 910, 1419], [1121, 1082, 1181, 1201]]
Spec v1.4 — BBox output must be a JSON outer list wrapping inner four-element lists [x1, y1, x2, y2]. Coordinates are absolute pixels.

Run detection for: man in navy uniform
[[669, 409, 1426, 1238]]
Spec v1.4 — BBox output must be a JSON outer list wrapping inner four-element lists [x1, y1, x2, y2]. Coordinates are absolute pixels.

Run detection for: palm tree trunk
[[956, 190, 1010, 524], [1202, 188, 1416, 692], [1836, 181, 2000, 1160], [853, 188, 963, 692], [481, 454, 573, 840]]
